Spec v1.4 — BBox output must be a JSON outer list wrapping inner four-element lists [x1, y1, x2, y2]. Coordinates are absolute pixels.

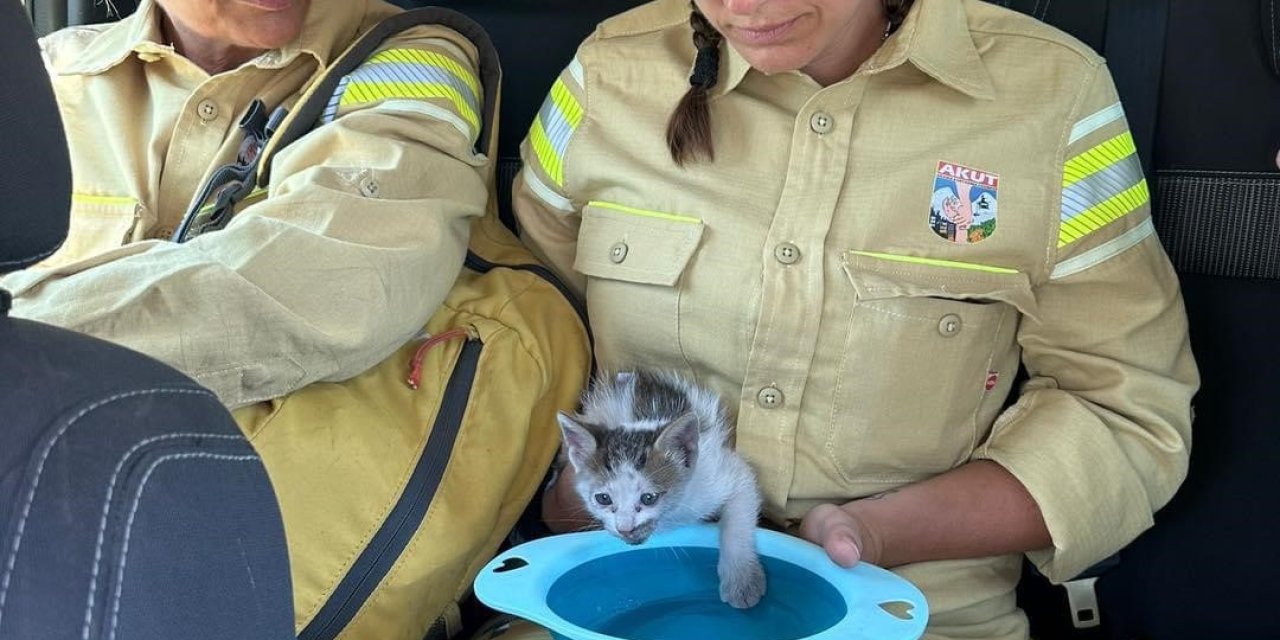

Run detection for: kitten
[[556, 369, 767, 609]]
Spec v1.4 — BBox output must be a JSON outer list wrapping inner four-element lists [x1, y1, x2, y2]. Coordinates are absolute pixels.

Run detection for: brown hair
[[883, 0, 915, 33], [665, 0, 918, 166], [665, 8, 723, 166]]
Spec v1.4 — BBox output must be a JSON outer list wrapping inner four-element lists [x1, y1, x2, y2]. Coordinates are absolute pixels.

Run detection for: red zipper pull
[[406, 327, 472, 390]]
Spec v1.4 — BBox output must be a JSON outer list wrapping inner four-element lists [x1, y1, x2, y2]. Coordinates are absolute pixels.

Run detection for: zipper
[[299, 249, 588, 638], [297, 338, 483, 640], [463, 250, 593, 348]]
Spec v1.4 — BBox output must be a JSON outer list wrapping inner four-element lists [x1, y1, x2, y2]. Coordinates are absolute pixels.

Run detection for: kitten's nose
[[616, 526, 644, 545]]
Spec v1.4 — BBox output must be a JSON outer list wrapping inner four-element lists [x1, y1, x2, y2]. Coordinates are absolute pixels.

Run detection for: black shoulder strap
[[173, 6, 501, 243], [1102, 0, 1170, 181]]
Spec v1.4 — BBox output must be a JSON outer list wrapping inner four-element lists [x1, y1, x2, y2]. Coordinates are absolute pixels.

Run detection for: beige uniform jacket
[[513, 0, 1199, 637], [2, 0, 490, 409]]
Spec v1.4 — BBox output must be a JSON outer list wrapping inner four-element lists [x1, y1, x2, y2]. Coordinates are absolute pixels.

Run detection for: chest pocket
[[40, 195, 145, 270], [573, 202, 704, 371], [823, 251, 1036, 485]]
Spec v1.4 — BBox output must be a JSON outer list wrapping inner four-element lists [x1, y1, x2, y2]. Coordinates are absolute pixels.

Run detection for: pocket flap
[[842, 250, 1038, 318], [574, 202, 705, 287], [38, 195, 142, 270]]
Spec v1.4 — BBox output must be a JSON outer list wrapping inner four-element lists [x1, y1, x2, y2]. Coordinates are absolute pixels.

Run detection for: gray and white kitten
[[556, 369, 766, 609]]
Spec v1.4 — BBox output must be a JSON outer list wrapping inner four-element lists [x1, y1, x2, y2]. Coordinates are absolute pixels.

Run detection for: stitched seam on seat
[[0, 387, 221, 628], [81, 433, 243, 640], [0, 242, 62, 268], [107, 453, 261, 640], [1272, 0, 1278, 71]]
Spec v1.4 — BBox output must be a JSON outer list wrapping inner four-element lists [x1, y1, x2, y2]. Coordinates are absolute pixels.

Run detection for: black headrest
[[0, 3, 71, 276]]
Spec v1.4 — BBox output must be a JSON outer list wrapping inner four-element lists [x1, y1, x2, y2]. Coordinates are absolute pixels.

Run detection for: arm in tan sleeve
[[5, 27, 490, 409], [972, 62, 1199, 583], [510, 57, 589, 299]]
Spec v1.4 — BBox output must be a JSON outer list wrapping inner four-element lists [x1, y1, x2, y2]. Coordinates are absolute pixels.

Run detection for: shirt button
[[809, 111, 834, 135], [359, 176, 380, 197], [774, 242, 801, 265], [757, 386, 784, 409], [938, 313, 963, 337], [609, 242, 628, 263], [196, 99, 219, 121]]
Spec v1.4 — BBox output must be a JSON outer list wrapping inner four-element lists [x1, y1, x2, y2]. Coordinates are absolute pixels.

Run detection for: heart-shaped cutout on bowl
[[494, 557, 528, 573], [879, 600, 915, 620]]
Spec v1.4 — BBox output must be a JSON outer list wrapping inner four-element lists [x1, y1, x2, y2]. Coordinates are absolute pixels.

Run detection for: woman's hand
[[797, 461, 1051, 569], [799, 502, 882, 568]]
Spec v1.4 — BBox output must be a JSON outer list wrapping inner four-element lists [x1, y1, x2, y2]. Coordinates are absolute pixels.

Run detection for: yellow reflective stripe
[[1057, 180, 1150, 248], [850, 250, 1020, 274], [339, 81, 479, 131], [367, 48, 480, 98], [588, 201, 700, 224], [550, 78, 583, 128], [71, 194, 134, 206], [196, 186, 267, 215], [529, 117, 563, 187], [1063, 131, 1138, 187]]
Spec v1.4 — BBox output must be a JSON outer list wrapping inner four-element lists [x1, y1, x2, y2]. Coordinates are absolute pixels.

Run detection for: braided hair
[[884, 0, 915, 35], [665, 0, 918, 166], [665, 7, 723, 166]]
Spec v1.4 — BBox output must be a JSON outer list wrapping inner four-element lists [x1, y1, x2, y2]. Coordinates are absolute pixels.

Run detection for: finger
[[822, 524, 862, 568], [800, 504, 863, 568], [798, 504, 840, 545]]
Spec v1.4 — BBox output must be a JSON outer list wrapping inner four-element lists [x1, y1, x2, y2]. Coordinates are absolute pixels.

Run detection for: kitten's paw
[[719, 556, 766, 609]]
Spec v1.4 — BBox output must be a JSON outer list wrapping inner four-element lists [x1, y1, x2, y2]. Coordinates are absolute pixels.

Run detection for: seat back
[[1086, 1, 1280, 637], [0, 0, 70, 280], [1020, 1, 1280, 638]]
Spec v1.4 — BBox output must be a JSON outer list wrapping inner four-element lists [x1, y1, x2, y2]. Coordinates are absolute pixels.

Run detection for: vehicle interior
[[5, 0, 1278, 638]]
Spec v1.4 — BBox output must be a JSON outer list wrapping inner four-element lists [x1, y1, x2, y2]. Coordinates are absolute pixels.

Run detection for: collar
[[715, 0, 995, 100], [59, 0, 368, 76]]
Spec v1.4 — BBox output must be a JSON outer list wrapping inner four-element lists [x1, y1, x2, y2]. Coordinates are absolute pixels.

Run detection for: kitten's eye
[[640, 492, 660, 507], [594, 493, 613, 506]]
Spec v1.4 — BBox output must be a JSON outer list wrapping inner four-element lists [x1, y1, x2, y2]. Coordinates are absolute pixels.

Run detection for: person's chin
[[730, 44, 809, 76], [234, 0, 301, 12], [243, 21, 305, 50]]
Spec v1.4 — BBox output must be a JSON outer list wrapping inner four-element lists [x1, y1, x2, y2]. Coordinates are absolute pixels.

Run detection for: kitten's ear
[[557, 413, 598, 470], [655, 412, 699, 468]]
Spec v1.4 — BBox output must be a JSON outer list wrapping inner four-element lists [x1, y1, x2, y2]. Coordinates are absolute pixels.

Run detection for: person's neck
[[803, 6, 891, 86], [161, 14, 262, 75]]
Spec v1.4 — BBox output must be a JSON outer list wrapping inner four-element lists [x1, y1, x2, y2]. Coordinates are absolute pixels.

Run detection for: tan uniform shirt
[[2, 0, 490, 409], [512, 0, 1199, 637]]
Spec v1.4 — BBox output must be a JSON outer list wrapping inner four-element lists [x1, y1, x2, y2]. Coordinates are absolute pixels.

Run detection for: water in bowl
[[544, 546, 847, 640]]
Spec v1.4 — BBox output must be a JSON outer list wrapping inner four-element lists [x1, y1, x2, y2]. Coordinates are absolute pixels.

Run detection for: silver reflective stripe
[[1061, 152, 1144, 222], [523, 168, 574, 212], [568, 57, 585, 88], [1069, 102, 1125, 145], [1051, 218, 1155, 280]]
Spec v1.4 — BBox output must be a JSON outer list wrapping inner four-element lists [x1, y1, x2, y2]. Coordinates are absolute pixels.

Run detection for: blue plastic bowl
[[473, 523, 928, 640]]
